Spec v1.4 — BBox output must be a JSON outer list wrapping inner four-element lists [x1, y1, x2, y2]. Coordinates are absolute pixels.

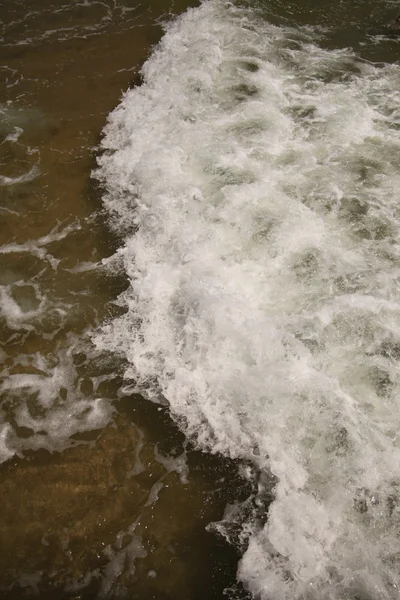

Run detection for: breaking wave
[[94, 2, 400, 598]]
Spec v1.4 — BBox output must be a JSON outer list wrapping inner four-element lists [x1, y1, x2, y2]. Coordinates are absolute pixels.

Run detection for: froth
[[0, 343, 114, 463], [0, 218, 116, 463], [95, 2, 400, 599]]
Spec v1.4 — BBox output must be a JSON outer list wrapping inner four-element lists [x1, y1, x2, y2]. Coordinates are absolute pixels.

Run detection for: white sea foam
[[0, 343, 114, 463], [0, 165, 40, 187], [0, 221, 81, 270], [95, 2, 400, 598], [3, 126, 23, 143], [0, 218, 115, 462]]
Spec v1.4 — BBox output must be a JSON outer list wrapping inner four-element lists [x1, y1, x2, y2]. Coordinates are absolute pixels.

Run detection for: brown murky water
[[0, 1, 253, 597]]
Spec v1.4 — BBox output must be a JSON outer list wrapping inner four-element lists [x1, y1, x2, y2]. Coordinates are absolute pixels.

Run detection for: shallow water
[[0, 1, 254, 598], [2, 0, 400, 598]]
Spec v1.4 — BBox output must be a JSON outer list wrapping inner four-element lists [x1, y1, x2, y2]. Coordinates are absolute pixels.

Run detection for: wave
[[94, 2, 400, 598]]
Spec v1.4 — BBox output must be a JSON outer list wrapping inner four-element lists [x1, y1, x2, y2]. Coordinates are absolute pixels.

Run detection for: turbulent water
[[95, 1, 400, 599]]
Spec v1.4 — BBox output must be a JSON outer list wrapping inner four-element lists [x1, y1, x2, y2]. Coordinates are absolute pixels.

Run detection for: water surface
[[2, 0, 400, 598], [0, 1, 251, 598]]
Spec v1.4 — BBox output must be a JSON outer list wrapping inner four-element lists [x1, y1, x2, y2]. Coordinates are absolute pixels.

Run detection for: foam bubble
[[3, 126, 23, 143], [0, 165, 40, 187], [95, 2, 400, 598], [0, 344, 114, 462]]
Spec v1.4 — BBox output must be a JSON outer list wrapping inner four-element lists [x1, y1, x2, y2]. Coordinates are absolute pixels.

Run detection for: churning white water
[[95, 1, 400, 598]]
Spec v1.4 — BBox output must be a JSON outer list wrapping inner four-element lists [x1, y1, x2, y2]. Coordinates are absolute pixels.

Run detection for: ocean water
[[2, 0, 400, 597], [94, 1, 400, 599], [1, 1, 251, 598]]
